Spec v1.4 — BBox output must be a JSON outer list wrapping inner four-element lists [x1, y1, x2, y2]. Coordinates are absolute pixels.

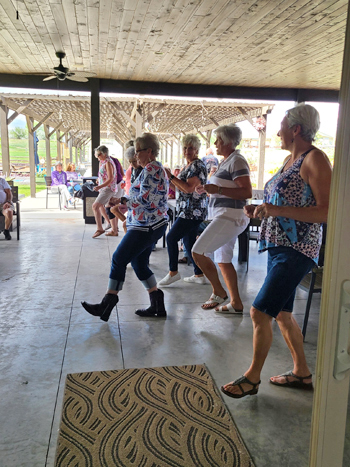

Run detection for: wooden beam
[[257, 114, 268, 190], [135, 105, 143, 138], [236, 107, 256, 129], [6, 99, 33, 125], [48, 122, 63, 138], [110, 102, 137, 128], [0, 104, 10, 177], [44, 124, 51, 175], [147, 103, 167, 123], [32, 112, 54, 132], [56, 130, 61, 163], [59, 128, 72, 142], [209, 117, 219, 127], [26, 116, 36, 198]]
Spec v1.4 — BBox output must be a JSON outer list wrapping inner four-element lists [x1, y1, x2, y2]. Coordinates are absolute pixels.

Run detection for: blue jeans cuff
[[108, 278, 124, 291], [141, 274, 157, 290]]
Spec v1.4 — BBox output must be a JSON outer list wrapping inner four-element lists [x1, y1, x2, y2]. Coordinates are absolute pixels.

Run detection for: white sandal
[[215, 303, 243, 314], [201, 293, 228, 310]]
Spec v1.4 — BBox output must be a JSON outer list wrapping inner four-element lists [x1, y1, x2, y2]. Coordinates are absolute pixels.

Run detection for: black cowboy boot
[[135, 289, 167, 317], [81, 294, 119, 322]]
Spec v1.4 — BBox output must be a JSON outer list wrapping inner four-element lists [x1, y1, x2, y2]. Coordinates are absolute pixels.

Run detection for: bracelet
[[218, 186, 223, 195], [120, 197, 127, 205], [170, 174, 175, 182]]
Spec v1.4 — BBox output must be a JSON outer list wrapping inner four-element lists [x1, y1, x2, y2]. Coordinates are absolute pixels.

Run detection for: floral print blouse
[[98, 156, 117, 191], [176, 159, 208, 220], [125, 161, 169, 228], [259, 149, 322, 263]]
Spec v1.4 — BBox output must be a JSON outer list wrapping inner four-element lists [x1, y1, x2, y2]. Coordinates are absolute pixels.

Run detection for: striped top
[[208, 150, 250, 219]]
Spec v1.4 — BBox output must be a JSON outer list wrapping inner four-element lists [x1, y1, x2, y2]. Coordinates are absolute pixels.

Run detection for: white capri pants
[[192, 213, 249, 264]]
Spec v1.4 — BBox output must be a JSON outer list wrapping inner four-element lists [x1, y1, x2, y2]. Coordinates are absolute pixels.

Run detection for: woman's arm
[[164, 167, 202, 194], [255, 149, 332, 223], [203, 175, 252, 200]]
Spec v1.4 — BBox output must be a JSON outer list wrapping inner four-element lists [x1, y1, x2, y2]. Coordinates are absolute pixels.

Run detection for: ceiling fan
[[29, 52, 96, 82]]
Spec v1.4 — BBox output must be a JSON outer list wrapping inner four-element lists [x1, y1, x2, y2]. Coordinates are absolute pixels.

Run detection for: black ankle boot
[[81, 294, 119, 322], [135, 289, 167, 317]]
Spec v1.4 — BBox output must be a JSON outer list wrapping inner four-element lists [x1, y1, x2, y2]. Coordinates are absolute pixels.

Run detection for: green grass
[[0, 139, 59, 162], [18, 184, 46, 198]]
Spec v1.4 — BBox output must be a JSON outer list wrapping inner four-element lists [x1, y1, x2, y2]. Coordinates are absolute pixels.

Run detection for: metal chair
[[44, 175, 61, 209], [298, 224, 327, 339]]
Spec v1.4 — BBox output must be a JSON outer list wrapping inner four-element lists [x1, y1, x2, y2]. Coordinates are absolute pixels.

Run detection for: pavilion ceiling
[[0, 0, 347, 91], [0, 93, 274, 146]]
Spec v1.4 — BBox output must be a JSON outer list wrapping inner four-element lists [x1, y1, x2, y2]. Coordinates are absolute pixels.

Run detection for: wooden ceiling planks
[[0, 0, 347, 90]]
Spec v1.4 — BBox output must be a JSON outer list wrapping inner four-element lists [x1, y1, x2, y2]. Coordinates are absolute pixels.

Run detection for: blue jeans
[[108, 223, 167, 291], [253, 246, 314, 318], [167, 218, 203, 275]]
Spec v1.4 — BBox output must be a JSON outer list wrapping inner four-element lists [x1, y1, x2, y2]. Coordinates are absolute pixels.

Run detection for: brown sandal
[[105, 231, 118, 237], [92, 230, 105, 238]]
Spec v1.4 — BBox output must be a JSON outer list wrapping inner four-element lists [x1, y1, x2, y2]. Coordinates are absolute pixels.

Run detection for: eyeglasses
[[135, 148, 148, 155]]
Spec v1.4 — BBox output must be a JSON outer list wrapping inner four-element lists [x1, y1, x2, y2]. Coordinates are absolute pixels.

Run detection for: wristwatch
[[170, 174, 175, 181], [218, 186, 223, 195], [120, 197, 127, 205]]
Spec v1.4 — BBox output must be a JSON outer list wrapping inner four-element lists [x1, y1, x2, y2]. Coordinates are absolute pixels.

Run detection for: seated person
[[51, 162, 74, 210], [65, 163, 81, 196], [0, 177, 14, 240]]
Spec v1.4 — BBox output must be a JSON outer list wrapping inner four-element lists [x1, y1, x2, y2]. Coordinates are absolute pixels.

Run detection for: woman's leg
[[92, 201, 104, 231], [217, 262, 243, 311], [182, 220, 203, 276], [166, 218, 191, 275]]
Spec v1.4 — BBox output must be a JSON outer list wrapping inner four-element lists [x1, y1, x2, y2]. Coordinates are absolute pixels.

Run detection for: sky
[[0, 87, 339, 141]]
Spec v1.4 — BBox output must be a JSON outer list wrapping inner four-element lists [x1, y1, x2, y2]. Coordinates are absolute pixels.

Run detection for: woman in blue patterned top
[[158, 134, 208, 287], [221, 104, 332, 399], [81, 133, 169, 321]]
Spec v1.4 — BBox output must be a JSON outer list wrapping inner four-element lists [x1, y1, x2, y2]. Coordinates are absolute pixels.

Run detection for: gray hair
[[215, 123, 242, 149], [182, 134, 201, 152], [125, 140, 134, 148], [285, 104, 320, 142], [125, 146, 136, 162], [55, 162, 62, 168], [135, 133, 160, 158], [94, 145, 109, 156]]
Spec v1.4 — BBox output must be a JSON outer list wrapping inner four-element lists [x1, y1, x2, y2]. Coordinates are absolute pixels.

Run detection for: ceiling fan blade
[[66, 75, 89, 82], [69, 70, 97, 78], [43, 75, 57, 81]]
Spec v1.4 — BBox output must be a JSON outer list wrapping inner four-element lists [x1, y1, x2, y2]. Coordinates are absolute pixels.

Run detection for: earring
[[291, 138, 294, 143]]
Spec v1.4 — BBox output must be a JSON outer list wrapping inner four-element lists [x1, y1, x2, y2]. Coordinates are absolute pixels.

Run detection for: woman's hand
[[195, 184, 207, 195], [93, 185, 100, 192], [253, 203, 280, 219], [201, 184, 218, 195], [243, 205, 255, 218]]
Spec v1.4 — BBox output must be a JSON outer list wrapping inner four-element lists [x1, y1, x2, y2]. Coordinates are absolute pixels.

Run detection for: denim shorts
[[253, 246, 315, 318]]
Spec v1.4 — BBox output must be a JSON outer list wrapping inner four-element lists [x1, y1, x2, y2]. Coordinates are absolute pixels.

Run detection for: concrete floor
[[0, 191, 322, 467]]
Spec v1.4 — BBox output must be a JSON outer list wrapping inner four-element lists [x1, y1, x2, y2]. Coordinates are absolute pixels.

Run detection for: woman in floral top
[[221, 104, 332, 400], [82, 133, 169, 321], [158, 134, 208, 287]]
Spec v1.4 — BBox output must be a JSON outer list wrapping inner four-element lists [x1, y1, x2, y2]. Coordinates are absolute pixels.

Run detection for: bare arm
[[164, 167, 201, 194], [203, 175, 252, 200], [4, 188, 13, 203], [254, 149, 332, 223]]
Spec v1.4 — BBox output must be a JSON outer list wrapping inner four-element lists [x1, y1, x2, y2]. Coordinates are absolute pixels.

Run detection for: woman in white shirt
[[192, 124, 252, 313]]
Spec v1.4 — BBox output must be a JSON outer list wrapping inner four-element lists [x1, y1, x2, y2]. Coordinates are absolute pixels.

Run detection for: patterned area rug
[[55, 364, 254, 467]]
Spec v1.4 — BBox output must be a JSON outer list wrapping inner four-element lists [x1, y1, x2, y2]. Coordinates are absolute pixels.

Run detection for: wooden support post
[[44, 124, 51, 175], [90, 78, 100, 176], [26, 116, 36, 198], [206, 130, 212, 149], [56, 130, 61, 163], [257, 114, 267, 189], [75, 145, 78, 164], [135, 104, 143, 137], [69, 135, 73, 162], [170, 141, 173, 168], [0, 104, 10, 177]]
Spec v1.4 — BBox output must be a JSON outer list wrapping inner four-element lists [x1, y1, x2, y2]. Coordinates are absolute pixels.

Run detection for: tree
[[10, 127, 28, 139]]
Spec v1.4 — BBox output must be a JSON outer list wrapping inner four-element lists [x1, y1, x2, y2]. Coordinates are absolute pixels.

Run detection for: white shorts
[[192, 214, 249, 264]]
